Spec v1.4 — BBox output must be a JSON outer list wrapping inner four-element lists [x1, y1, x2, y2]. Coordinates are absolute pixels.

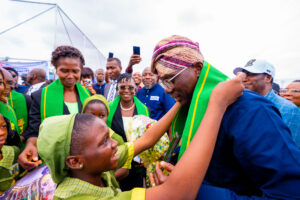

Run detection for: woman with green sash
[[18, 46, 90, 171], [107, 73, 149, 191], [8, 90, 30, 136], [0, 69, 22, 148]]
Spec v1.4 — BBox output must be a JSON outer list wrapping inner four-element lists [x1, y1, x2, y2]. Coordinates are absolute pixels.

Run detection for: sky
[[0, 0, 300, 85]]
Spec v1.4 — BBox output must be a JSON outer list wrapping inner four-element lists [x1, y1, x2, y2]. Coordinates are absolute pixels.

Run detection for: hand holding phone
[[82, 79, 92, 86], [133, 46, 140, 55]]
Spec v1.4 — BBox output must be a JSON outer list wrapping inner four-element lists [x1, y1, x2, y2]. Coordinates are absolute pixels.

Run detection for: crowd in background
[[0, 35, 300, 200]]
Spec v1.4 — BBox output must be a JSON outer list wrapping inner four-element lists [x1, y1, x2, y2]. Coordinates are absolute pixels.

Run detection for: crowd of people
[[0, 35, 300, 200]]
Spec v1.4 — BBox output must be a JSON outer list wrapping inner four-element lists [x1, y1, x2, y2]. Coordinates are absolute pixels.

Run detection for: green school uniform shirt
[[54, 142, 145, 200], [0, 145, 20, 192], [109, 128, 124, 146]]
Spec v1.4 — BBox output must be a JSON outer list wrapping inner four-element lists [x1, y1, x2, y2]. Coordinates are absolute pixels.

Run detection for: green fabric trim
[[40, 79, 90, 122], [8, 90, 28, 134], [0, 145, 20, 191], [109, 128, 124, 145], [0, 101, 20, 135], [175, 61, 228, 159], [107, 96, 149, 128], [0, 145, 15, 170]]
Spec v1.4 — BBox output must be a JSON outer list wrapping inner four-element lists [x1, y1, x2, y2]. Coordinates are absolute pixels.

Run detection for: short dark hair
[[51, 46, 85, 69], [70, 114, 96, 155], [81, 67, 94, 79], [107, 57, 121, 67], [293, 80, 300, 83], [3, 67, 18, 77], [117, 73, 133, 85]]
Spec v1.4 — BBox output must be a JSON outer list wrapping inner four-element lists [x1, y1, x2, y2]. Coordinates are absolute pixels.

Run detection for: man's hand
[[149, 161, 175, 187], [128, 55, 142, 68], [18, 138, 41, 170]]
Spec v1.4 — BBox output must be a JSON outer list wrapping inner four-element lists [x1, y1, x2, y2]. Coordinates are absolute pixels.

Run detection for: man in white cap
[[234, 59, 300, 147]]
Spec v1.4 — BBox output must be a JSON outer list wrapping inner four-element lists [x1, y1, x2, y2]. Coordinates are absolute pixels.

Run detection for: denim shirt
[[265, 89, 300, 147]]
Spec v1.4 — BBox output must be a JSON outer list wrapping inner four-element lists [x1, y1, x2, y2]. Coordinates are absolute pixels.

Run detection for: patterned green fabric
[[109, 128, 124, 145], [40, 79, 90, 122], [0, 101, 20, 135], [54, 173, 117, 199], [0, 145, 20, 191], [107, 96, 149, 127], [54, 176, 145, 200], [8, 90, 27, 134]]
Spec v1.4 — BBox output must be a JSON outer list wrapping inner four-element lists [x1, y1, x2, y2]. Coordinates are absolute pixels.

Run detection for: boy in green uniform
[[0, 114, 20, 194], [37, 77, 244, 199]]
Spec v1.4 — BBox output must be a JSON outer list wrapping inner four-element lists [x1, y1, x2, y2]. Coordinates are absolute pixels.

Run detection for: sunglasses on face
[[280, 88, 300, 94], [161, 67, 188, 89], [118, 85, 135, 91]]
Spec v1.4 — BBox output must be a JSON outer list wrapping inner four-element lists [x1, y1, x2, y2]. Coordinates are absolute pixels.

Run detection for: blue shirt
[[202, 90, 300, 199], [15, 84, 29, 94], [137, 84, 175, 120], [265, 89, 300, 147], [93, 83, 106, 95]]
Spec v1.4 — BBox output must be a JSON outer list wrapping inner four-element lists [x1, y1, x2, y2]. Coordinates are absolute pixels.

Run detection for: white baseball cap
[[233, 59, 275, 78]]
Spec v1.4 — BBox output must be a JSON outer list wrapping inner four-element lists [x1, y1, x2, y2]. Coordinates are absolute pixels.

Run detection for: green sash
[[0, 101, 20, 135], [107, 96, 149, 127], [172, 61, 228, 159], [40, 79, 90, 122], [8, 90, 27, 134]]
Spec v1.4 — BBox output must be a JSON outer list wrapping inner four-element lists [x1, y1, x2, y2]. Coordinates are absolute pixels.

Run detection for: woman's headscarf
[[150, 35, 204, 77], [37, 114, 76, 184], [81, 94, 110, 115]]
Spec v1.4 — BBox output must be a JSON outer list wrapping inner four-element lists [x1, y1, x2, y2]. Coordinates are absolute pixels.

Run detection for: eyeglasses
[[280, 88, 300, 94], [161, 67, 188, 89], [118, 85, 135, 91]]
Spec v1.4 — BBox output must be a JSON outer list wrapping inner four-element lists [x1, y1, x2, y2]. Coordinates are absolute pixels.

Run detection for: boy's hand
[[150, 161, 174, 187]]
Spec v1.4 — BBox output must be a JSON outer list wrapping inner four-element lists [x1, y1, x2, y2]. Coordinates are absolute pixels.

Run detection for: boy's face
[[81, 118, 118, 173], [0, 115, 8, 150], [84, 103, 108, 123]]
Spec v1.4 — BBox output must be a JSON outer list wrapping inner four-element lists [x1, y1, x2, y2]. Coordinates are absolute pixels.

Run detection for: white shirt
[[26, 81, 46, 96]]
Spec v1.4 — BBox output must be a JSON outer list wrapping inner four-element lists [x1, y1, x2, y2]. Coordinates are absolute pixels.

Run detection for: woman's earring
[[79, 164, 83, 169]]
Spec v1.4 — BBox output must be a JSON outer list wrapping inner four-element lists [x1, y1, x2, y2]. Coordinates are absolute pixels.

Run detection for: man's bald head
[[27, 68, 46, 85]]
